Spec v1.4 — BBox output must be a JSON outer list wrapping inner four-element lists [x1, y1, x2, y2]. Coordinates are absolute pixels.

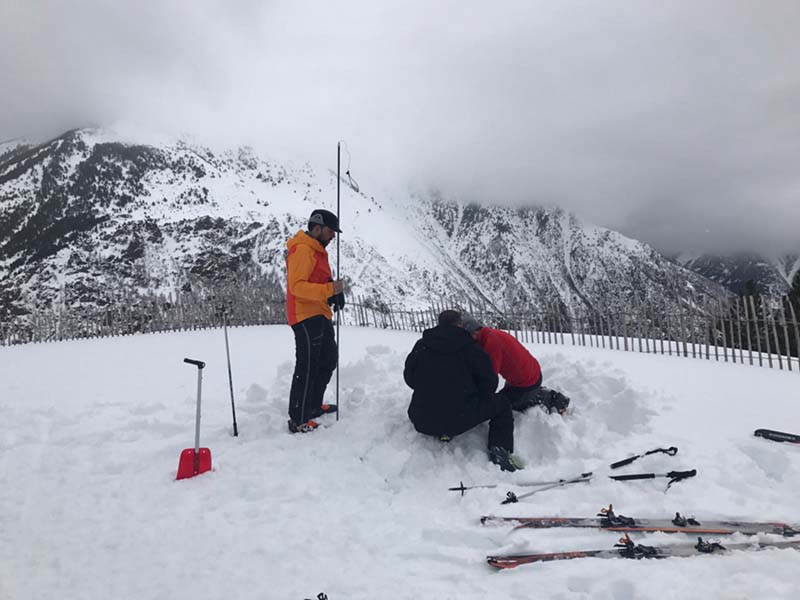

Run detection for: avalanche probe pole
[[335, 142, 341, 421], [223, 311, 239, 436]]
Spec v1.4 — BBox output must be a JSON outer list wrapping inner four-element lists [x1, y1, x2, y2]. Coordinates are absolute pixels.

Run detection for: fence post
[[769, 298, 783, 370], [665, 305, 673, 356], [780, 299, 792, 372], [569, 306, 576, 347], [727, 301, 736, 363], [735, 297, 744, 364], [787, 300, 800, 373], [750, 296, 763, 367], [677, 303, 687, 358], [638, 304, 644, 354], [742, 295, 753, 366], [717, 298, 729, 362], [601, 310, 609, 349], [600, 311, 607, 349], [701, 296, 710, 360], [689, 299, 697, 359], [760, 296, 773, 368]]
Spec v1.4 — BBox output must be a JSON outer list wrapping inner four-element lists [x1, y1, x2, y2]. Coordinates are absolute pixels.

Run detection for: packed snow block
[[176, 448, 212, 480]]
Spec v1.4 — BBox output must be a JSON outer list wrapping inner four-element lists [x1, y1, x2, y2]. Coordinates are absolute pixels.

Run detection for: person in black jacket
[[403, 310, 523, 471]]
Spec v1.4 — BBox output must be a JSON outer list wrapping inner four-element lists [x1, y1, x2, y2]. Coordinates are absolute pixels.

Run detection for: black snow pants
[[497, 373, 543, 412], [417, 394, 514, 452], [289, 315, 338, 423]]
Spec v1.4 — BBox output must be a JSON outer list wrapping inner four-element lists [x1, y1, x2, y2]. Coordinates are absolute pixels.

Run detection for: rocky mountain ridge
[[1, 128, 734, 321], [673, 252, 799, 297]]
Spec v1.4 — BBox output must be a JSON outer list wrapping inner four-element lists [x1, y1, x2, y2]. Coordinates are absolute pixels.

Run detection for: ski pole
[[449, 474, 592, 496], [223, 312, 238, 436], [454, 445, 679, 499], [335, 141, 340, 422], [610, 446, 678, 469], [609, 469, 697, 490], [502, 473, 595, 504], [500, 469, 696, 504]]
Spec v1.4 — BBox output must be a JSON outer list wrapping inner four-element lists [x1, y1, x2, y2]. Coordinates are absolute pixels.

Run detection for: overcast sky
[[2, 1, 798, 255]]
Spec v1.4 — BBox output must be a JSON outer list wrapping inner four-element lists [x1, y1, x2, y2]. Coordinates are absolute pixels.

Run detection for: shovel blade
[[176, 447, 212, 480]]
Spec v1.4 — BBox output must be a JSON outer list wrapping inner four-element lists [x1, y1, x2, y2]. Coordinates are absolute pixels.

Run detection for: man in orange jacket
[[461, 316, 570, 415], [285, 209, 345, 433]]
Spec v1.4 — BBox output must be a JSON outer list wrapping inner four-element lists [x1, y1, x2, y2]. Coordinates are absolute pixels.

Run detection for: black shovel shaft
[[184, 358, 205, 369]]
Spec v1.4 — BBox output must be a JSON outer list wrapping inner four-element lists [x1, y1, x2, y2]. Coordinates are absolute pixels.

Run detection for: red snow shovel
[[176, 358, 212, 480]]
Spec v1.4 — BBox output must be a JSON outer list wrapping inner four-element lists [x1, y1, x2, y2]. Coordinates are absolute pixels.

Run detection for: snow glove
[[327, 291, 346, 312]]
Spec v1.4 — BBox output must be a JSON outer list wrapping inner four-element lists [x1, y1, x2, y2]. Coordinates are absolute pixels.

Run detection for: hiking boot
[[308, 404, 338, 419], [488, 446, 525, 472], [288, 418, 319, 433]]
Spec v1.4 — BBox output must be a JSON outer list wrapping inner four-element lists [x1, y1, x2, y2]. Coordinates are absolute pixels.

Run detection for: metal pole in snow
[[336, 142, 341, 421]]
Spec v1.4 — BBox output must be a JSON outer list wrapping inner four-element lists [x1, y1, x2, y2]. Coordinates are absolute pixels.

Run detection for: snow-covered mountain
[[674, 252, 800, 297], [0, 128, 728, 320]]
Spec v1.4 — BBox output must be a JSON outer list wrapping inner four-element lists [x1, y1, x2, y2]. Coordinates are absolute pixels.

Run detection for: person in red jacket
[[461, 316, 570, 415], [284, 209, 345, 433]]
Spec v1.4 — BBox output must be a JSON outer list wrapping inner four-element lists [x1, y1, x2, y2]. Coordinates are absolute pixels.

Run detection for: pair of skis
[[482, 504, 800, 536], [484, 505, 800, 568], [487, 534, 800, 568]]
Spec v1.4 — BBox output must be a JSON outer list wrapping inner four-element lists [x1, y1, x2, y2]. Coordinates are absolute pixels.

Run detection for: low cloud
[[2, 1, 798, 255]]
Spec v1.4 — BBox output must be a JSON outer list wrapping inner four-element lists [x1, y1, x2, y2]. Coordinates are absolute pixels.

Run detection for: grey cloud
[[2, 1, 798, 255]]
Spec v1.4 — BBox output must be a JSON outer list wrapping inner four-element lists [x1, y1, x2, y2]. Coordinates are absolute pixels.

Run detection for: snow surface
[[2, 325, 800, 599]]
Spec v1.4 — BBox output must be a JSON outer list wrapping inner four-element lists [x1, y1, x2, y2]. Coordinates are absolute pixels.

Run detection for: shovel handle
[[184, 358, 206, 369]]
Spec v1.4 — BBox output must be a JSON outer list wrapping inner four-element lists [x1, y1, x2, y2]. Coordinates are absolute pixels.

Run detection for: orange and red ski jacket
[[285, 230, 335, 325]]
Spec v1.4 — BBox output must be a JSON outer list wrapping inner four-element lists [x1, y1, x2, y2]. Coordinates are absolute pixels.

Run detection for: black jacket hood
[[420, 324, 475, 355]]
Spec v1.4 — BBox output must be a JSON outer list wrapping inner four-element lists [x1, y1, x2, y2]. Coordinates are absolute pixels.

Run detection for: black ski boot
[[489, 447, 525, 472]]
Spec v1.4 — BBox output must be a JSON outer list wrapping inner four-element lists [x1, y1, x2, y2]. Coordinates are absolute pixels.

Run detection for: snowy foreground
[[2, 325, 799, 600]]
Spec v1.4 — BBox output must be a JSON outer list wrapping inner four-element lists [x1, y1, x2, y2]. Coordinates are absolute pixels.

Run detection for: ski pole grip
[[610, 455, 638, 469], [184, 358, 206, 369], [668, 469, 697, 479], [610, 473, 656, 481], [755, 429, 799, 443]]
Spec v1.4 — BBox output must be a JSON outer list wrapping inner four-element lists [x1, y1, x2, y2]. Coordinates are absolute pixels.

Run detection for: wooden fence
[[2, 292, 798, 373], [342, 294, 800, 373]]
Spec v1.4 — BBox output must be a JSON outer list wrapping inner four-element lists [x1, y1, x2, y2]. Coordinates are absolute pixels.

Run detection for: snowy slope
[[2, 327, 799, 599]]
